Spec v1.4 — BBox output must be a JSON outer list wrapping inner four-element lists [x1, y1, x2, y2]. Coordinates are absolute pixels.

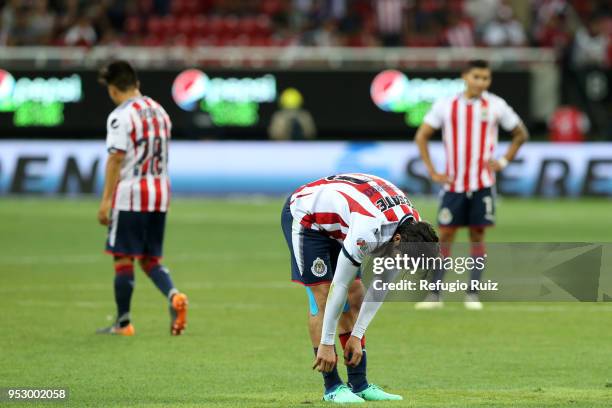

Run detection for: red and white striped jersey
[[423, 91, 521, 193], [105, 95, 171, 212], [289, 173, 421, 264]]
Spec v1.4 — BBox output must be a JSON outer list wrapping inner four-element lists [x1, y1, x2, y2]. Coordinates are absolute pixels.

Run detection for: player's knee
[[439, 227, 457, 243], [114, 257, 134, 276], [114, 256, 133, 266], [139, 256, 161, 275], [307, 284, 329, 317], [469, 227, 485, 242]]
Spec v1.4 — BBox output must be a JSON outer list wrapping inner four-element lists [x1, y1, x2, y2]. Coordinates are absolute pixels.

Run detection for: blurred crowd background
[[0, 0, 610, 68], [0, 0, 610, 141]]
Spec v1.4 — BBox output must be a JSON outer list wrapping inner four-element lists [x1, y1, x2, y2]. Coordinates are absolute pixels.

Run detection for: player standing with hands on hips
[[415, 59, 528, 310], [96, 61, 188, 336]]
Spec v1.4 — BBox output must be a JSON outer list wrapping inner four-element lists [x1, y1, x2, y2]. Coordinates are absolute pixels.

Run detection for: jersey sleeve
[[320, 251, 361, 345], [105, 110, 131, 153], [498, 98, 521, 131], [423, 98, 446, 129], [342, 214, 382, 265]]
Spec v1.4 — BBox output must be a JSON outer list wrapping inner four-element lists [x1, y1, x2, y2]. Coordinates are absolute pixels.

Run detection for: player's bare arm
[[415, 122, 452, 184], [313, 251, 361, 372], [97, 151, 124, 226], [490, 122, 529, 172]]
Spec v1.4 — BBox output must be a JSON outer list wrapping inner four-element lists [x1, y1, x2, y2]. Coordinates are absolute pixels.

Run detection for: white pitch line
[[0, 251, 285, 266], [484, 304, 612, 312], [13, 299, 265, 310], [0, 281, 294, 293]]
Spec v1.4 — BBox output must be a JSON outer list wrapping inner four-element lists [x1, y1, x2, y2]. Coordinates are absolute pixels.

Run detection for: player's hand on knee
[[343, 336, 363, 367], [313, 344, 337, 372]]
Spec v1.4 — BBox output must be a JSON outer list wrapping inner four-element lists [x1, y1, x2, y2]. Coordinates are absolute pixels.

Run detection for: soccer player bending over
[[415, 59, 528, 310], [281, 173, 438, 403], [96, 61, 188, 336]]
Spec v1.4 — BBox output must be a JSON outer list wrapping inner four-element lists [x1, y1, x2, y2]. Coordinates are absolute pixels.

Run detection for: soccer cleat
[[170, 292, 188, 335], [414, 293, 444, 310], [464, 293, 483, 310], [96, 323, 135, 336], [354, 384, 403, 401], [323, 384, 365, 404]]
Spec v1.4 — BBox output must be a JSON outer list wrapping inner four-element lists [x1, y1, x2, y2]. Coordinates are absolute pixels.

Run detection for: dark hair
[[463, 59, 490, 73], [375, 219, 439, 258], [395, 220, 439, 244], [98, 60, 138, 92]]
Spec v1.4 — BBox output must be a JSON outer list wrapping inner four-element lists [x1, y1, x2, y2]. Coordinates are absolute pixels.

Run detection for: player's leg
[[97, 258, 136, 336], [113, 256, 136, 330], [337, 280, 402, 401], [98, 210, 142, 335], [468, 226, 486, 287], [280, 199, 362, 403], [308, 284, 363, 403], [139, 256, 177, 299], [140, 211, 188, 335], [338, 280, 368, 393], [307, 284, 344, 391], [465, 187, 495, 309], [416, 191, 466, 309]]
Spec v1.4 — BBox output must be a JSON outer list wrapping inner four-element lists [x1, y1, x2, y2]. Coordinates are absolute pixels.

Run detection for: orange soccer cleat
[[170, 293, 188, 336], [96, 323, 136, 336]]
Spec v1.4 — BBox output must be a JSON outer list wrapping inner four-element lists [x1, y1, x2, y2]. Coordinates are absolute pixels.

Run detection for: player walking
[[96, 61, 188, 336], [281, 173, 439, 403], [415, 59, 528, 310]]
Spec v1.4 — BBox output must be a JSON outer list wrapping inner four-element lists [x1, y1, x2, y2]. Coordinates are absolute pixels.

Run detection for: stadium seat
[[142, 34, 163, 47], [124, 16, 142, 35], [238, 16, 257, 35], [184, 0, 202, 15], [161, 16, 178, 36], [221, 16, 240, 37], [147, 16, 163, 35], [249, 36, 273, 47], [254, 15, 271, 36], [170, 0, 186, 16], [192, 15, 209, 36], [208, 16, 224, 35], [177, 16, 194, 36]]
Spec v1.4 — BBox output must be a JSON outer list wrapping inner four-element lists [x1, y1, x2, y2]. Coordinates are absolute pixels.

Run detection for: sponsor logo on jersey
[[356, 238, 369, 254]]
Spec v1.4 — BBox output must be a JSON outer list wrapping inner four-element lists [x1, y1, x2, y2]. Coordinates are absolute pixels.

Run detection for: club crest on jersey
[[311, 257, 327, 277], [438, 207, 453, 225]]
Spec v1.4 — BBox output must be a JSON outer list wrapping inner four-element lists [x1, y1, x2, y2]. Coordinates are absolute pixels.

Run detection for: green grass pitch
[[1, 197, 611, 407]]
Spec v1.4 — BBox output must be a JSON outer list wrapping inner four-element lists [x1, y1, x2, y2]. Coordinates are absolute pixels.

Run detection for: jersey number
[[134, 137, 166, 177]]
